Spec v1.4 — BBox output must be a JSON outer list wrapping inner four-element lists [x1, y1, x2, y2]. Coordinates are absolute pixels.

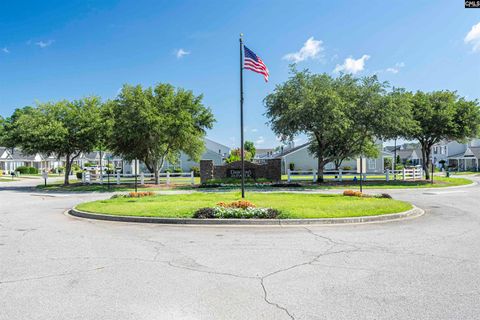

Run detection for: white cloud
[[385, 62, 405, 74], [334, 54, 370, 74], [255, 136, 265, 145], [175, 48, 190, 59], [283, 37, 323, 63], [251, 128, 258, 133], [35, 40, 54, 48], [465, 22, 480, 52], [2, 47, 9, 53]]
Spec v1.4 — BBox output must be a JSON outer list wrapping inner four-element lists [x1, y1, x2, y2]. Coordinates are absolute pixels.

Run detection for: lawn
[[75, 192, 412, 219], [36, 177, 199, 192]]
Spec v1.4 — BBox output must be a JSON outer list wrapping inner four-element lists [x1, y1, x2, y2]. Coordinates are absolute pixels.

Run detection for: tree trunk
[[425, 148, 432, 180], [317, 158, 325, 183], [421, 144, 430, 180], [64, 154, 71, 185], [153, 162, 159, 185]]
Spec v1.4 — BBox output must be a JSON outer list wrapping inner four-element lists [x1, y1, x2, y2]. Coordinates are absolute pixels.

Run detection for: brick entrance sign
[[200, 159, 281, 183]]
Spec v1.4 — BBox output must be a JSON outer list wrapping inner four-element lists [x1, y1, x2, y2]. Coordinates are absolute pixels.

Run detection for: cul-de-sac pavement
[[0, 177, 479, 320]]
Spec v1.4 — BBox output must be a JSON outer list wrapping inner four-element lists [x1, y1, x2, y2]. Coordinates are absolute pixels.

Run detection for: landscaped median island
[[75, 191, 413, 220]]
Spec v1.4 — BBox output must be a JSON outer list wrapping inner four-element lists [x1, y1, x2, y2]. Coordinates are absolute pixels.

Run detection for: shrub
[[271, 183, 302, 188], [217, 200, 256, 209], [110, 194, 128, 199], [76, 172, 83, 179], [343, 190, 363, 197], [128, 191, 156, 198], [71, 164, 81, 173], [194, 207, 280, 219], [377, 193, 392, 199], [191, 166, 200, 177], [193, 207, 216, 219], [289, 162, 295, 171], [174, 167, 183, 173], [15, 166, 38, 174], [341, 166, 352, 171]]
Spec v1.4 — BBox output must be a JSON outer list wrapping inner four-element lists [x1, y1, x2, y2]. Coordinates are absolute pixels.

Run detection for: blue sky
[[1, 0, 480, 148]]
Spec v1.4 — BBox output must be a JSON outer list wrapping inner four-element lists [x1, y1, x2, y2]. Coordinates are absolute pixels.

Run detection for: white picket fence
[[287, 167, 424, 182], [82, 171, 195, 185]]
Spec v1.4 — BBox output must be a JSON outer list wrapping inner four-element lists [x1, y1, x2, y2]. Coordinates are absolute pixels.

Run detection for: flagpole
[[239, 33, 245, 198]]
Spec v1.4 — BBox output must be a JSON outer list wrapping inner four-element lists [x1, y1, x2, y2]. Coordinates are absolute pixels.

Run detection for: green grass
[[36, 178, 197, 192], [76, 192, 412, 219], [450, 171, 479, 176], [196, 176, 472, 190]]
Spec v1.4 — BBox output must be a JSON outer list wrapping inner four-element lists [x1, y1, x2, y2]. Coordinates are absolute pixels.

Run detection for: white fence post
[[402, 168, 406, 181], [166, 171, 170, 185], [116, 172, 120, 185], [100, 170, 103, 185], [140, 172, 144, 185], [82, 171, 86, 184], [287, 169, 291, 183], [386, 169, 390, 182], [363, 173, 366, 181], [190, 171, 194, 184], [412, 168, 416, 181], [339, 169, 343, 182], [87, 172, 91, 184], [313, 170, 317, 182]]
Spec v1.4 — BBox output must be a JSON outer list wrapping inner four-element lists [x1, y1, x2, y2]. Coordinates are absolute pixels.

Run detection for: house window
[[433, 146, 438, 154], [368, 159, 376, 170]]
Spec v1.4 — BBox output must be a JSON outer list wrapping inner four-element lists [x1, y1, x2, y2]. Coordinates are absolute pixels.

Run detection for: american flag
[[243, 45, 269, 82]]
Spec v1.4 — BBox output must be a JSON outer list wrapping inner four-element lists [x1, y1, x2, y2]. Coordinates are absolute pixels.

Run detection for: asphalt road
[[0, 176, 479, 320]]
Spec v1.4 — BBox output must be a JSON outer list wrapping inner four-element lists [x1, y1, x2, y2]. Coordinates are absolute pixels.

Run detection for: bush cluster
[[343, 190, 363, 197], [217, 200, 256, 209], [193, 206, 280, 219], [128, 191, 156, 198], [15, 166, 39, 174], [343, 190, 392, 199], [190, 166, 200, 177]]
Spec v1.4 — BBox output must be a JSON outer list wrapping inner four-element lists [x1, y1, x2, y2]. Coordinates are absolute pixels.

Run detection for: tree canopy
[[2, 97, 103, 184], [243, 141, 256, 159], [109, 83, 215, 184], [265, 69, 405, 181], [407, 91, 480, 179]]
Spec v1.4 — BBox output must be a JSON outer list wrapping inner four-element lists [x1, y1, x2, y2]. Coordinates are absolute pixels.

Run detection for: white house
[[264, 141, 390, 174], [432, 138, 480, 171], [120, 138, 231, 174], [0, 147, 58, 174]]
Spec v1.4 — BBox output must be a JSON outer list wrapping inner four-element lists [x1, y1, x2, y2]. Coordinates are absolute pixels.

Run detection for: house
[[0, 147, 53, 174], [121, 138, 231, 174], [396, 148, 422, 166], [263, 141, 390, 174], [433, 138, 480, 171], [172, 138, 230, 172], [254, 148, 276, 160]]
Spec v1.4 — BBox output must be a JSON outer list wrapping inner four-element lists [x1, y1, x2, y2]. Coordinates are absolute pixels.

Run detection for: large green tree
[[109, 83, 215, 184], [265, 70, 347, 181], [265, 70, 405, 181], [3, 97, 103, 184], [408, 91, 480, 179], [243, 141, 256, 159]]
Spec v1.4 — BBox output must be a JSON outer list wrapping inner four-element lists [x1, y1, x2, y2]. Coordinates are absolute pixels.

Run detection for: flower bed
[[193, 200, 280, 219]]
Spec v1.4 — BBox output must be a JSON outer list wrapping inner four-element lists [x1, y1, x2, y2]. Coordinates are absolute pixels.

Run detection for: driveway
[[0, 177, 479, 319]]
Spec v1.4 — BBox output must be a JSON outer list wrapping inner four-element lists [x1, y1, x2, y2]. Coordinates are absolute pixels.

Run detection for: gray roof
[[9, 148, 41, 161], [274, 143, 310, 159], [448, 147, 480, 159]]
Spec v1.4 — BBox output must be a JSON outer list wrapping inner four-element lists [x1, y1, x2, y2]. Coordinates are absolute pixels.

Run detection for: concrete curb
[[68, 205, 424, 226]]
